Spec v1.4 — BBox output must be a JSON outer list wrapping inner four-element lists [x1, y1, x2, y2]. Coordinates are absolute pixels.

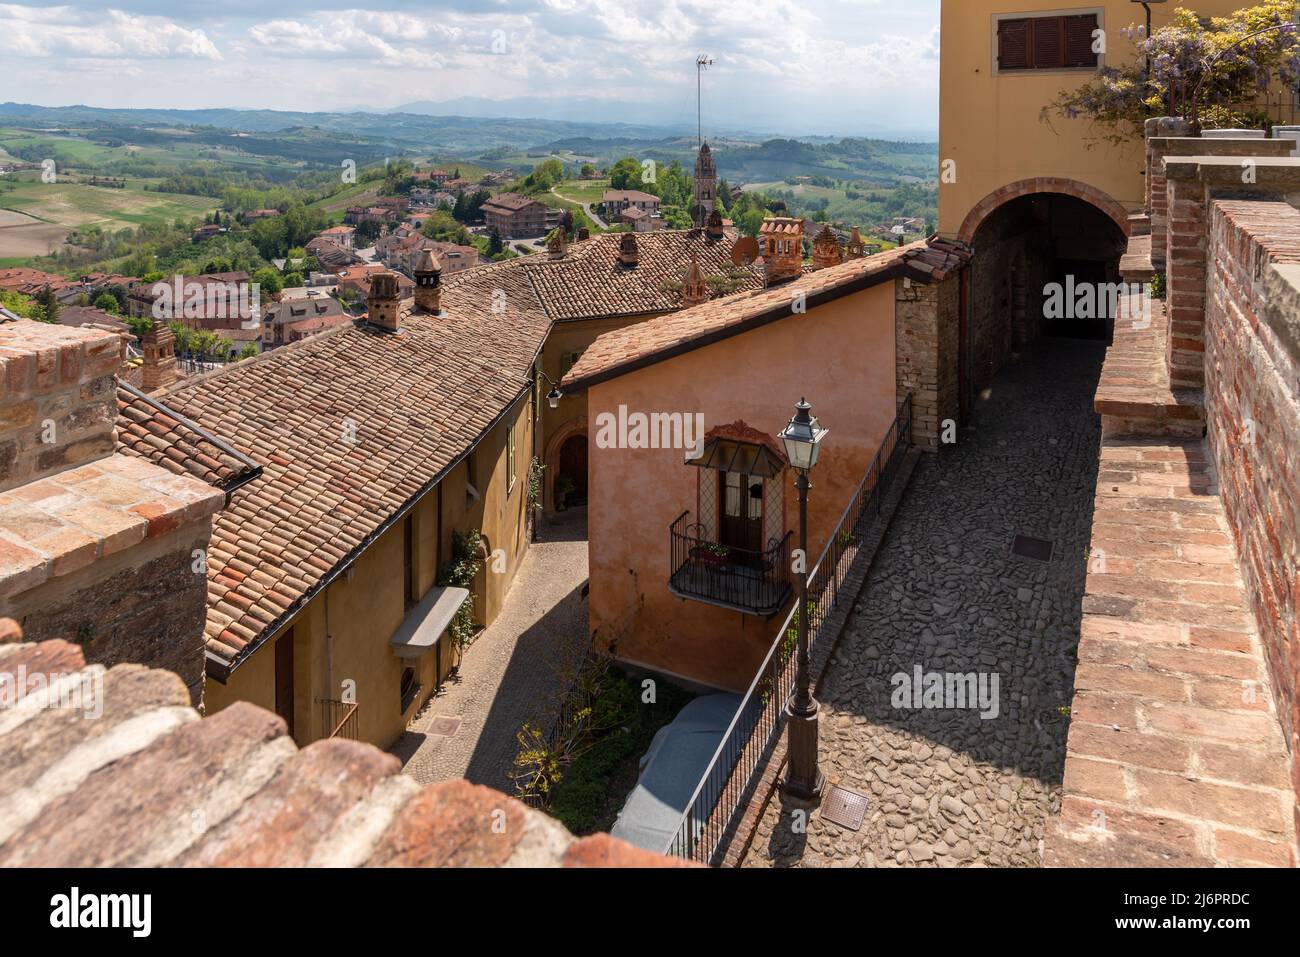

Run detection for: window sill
[[993, 66, 1101, 77]]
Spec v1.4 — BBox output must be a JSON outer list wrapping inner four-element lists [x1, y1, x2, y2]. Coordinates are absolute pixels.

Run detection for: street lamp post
[[778, 398, 827, 801]]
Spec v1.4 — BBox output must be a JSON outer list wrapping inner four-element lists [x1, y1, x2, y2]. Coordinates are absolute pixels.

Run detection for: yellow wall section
[[938, 0, 1247, 238], [205, 390, 536, 750]]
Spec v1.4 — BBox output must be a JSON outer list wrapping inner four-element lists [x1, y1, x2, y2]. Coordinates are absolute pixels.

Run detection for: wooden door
[[274, 629, 294, 738], [719, 471, 763, 557], [559, 435, 588, 505]]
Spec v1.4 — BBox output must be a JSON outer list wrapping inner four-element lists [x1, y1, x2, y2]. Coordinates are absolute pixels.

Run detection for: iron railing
[[317, 698, 360, 741], [669, 515, 793, 617], [665, 393, 913, 865]]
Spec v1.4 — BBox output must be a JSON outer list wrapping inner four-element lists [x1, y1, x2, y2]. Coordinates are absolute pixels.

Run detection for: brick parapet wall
[[1145, 133, 1290, 271], [0, 321, 124, 494], [0, 627, 689, 868], [1203, 199, 1300, 820], [1164, 157, 1300, 392], [1164, 174, 1210, 390], [0, 451, 223, 705]]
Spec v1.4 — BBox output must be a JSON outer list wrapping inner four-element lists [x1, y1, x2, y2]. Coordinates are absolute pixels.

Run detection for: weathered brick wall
[[5, 524, 213, 704], [0, 323, 122, 494], [895, 274, 960, 451], [1164, 172, 1209, 391], [0, 629, 691, 868], [1204, 198, 1300, 814]]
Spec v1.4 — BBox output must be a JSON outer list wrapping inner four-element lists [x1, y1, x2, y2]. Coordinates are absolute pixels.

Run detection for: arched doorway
[[556, 434, 588, 509], [543, 415, 586, 513], [963, 187, 1129, 405]]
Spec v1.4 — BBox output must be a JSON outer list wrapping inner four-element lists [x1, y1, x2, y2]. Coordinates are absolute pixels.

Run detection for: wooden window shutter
[[998, 18, 1031, 71], [1064, 14, 1101, 68], [1032, 16, 1066, 70]]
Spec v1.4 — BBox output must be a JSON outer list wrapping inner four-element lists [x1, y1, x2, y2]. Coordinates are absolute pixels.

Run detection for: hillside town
[[0, 1, 1297, 925]]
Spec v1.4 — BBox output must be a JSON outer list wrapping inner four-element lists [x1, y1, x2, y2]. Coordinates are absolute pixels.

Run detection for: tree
[[608, 156, 642, 190], [1045, 1, 1300, 143], [93, 293, 120, 314], [169, 321, 193, 356], [239, 343, 260, 360], [32, 287, 60, 324], [253, 267, 283, 299], [420, 211, 474, 246], [580, 163, 596, 178], [487, 228, 504, 256]]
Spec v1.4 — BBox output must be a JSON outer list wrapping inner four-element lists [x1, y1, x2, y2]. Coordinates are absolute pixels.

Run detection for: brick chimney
[[367, 271, 401, 332], [705, 208, 725, 240], [548, 229, 568, 260], [618, 232, 639, 267], [759, 217, 804, 286], [811, 225, 843, 270], [0, 321, 118, 494], [142, 319, 178, 393], [682, 254, 709, 308], [414, 247, 443, 315], [846, 227, 866, 259]]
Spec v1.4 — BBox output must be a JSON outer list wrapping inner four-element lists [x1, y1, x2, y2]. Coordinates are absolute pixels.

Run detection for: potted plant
[[690, 541, 730, 568], [554, 474, 576, 512]]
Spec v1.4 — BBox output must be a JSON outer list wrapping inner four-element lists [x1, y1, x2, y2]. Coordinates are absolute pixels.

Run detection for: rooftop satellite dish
[[731, 236, 760, 267]]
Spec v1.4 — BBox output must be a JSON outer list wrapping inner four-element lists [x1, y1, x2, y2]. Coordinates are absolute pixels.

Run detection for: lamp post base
[[781, 696, 825, 802]]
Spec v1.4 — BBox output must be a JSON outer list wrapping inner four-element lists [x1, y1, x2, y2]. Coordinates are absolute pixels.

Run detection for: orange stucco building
[[564, 234, 969, 690]]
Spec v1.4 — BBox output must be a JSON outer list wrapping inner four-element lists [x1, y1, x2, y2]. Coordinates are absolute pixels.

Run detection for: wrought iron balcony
[[669, 513, 793, 617]]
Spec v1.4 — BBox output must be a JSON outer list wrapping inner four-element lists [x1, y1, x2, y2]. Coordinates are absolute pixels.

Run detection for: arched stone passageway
[[963, 188, 1129, 407]]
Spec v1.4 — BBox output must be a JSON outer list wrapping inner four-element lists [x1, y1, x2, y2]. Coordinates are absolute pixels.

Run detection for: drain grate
[[427, 716, 462, 736], [1011, 534, 1055, 563], [820, 785, 870, 831]]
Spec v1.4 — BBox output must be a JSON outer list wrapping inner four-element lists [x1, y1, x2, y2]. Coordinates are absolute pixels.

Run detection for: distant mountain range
[[0, 102, 936, 185]]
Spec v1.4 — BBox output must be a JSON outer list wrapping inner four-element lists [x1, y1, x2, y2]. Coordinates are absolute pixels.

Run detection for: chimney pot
[[367, 271, 401, 332], [142, 319, 179, 392], [618, 232, 639, 267], [413, 247, 443, 315]]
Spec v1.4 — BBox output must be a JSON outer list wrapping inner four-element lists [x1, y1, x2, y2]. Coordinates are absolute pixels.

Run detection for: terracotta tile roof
[[524, 228, 763, 323], [562, 239, 972, 392], [116, 381, 262, 491], [482, 192, 543, 212], [109, 228, 808, 676], [602, 190, 659, 204], [121, 258, 551, 676]]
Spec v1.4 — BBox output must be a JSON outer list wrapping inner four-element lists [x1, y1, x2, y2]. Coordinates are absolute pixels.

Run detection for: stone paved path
[[392, 510, 591, 793], [744, 339, 1106, 867]]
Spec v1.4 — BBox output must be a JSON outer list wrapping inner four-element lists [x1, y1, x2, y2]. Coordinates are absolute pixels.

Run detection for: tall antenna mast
[[695, 54, 713, 149]]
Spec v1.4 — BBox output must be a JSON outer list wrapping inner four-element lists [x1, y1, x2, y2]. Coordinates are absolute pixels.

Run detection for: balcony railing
[[666, 393, 913, 865], [317, 698, 360, 741], [669, 516, 793, 618]]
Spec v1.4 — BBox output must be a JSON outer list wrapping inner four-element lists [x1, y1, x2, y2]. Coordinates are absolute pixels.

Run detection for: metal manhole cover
[[1011, 534, 1054, 563], [428, 716, 462, 736], [820, 785, 869, 831]]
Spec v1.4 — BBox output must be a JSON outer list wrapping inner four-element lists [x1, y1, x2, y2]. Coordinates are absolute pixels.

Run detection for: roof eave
[[563, 260, 923, 394]]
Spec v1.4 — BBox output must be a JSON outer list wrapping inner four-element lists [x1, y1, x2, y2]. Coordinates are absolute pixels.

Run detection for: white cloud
[[0, 0, 942, 135], [0, 5, 221, 59], [244, 11, 465, 68]]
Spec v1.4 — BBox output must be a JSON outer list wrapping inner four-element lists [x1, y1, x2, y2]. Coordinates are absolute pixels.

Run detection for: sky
[[0, 0, 942, 137]]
